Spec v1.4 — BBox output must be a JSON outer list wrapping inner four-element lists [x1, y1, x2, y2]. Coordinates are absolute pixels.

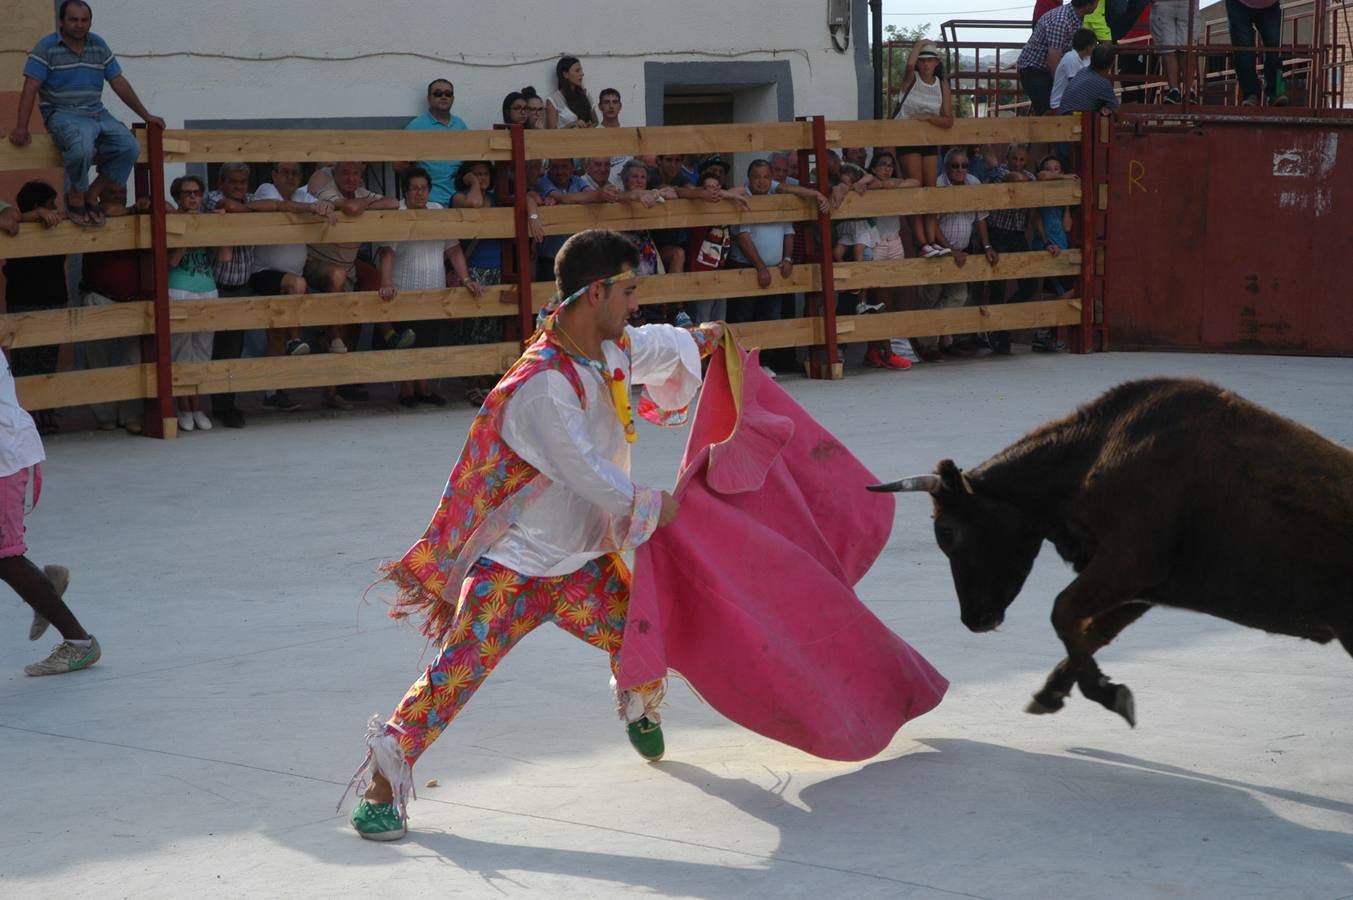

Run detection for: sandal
[[65, 200, 94, 228]]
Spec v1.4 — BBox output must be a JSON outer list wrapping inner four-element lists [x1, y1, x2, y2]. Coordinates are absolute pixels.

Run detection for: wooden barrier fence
[[0, 114, 1090, 437]]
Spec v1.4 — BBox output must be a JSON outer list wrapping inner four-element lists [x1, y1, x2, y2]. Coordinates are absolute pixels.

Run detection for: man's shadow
[[375, 738, 1353, 897]]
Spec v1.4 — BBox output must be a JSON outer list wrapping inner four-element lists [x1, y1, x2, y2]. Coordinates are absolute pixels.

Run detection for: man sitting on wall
[[8, 0, 164, 227]]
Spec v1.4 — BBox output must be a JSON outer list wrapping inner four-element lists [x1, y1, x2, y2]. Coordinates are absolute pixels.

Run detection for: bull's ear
[[937, 459, 964, 493]]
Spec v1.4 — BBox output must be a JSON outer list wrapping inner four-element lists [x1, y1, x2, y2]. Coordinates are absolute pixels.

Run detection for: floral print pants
[[387, 553, 659, 765]]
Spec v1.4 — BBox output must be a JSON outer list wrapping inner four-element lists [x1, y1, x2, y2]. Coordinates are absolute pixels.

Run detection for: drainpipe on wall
[[870, 0, 883, 119]]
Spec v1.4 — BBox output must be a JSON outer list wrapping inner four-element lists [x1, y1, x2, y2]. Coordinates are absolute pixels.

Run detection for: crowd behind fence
[[0, 116, 1088, 438]]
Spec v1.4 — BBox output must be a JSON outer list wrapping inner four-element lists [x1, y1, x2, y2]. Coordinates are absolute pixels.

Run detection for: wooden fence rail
[[0, 115, 1096, 434]]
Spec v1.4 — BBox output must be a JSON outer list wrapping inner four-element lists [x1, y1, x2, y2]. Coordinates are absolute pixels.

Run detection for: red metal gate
[[1103, 112, 1353, 355]]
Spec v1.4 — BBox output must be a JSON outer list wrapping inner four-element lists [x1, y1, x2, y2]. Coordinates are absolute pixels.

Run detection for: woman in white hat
[[892, 40, 954, 258]]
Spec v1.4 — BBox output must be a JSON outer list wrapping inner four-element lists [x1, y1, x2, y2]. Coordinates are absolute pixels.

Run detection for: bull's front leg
[[1043, 557, 1157, 727], [1027, 602, 1152, 719]]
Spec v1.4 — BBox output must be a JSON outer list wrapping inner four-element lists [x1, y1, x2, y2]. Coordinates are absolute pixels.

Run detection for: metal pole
[[1313, 0, 1327, 108], [509, 124, 535, 343], [1076, 112, 1095, 354], [871, 0, 884, 119], [1184, 3, 1197, 112], [143, 122, 176, 438], [810, 115, 841, 379]]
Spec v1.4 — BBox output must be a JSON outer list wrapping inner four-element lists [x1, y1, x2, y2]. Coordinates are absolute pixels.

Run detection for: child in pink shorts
[[0, 353, 99, 676]]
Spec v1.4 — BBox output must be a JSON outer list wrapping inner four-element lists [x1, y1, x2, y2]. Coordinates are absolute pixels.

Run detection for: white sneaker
[[177, 411, 195, 432], [760, 365, 778, 380], [193, 411, 213, 431], [329, 338, 348, 354]]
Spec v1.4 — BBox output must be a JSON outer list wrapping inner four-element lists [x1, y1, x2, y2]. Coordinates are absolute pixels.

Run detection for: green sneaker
[[29, 564, 70, 642], [350, 799, 406, 841], [626, 715, 665, 762], [25, 635, 100, 676]]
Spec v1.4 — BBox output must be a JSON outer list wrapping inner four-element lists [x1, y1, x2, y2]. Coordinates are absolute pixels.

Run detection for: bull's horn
[[867, 475, 942, 493]]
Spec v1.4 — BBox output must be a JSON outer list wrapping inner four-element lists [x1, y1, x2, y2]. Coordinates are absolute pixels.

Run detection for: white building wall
[[85, 0, 867, 132]]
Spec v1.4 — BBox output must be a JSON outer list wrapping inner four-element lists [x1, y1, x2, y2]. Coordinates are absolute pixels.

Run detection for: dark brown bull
[[870, 377, 1353, 726]]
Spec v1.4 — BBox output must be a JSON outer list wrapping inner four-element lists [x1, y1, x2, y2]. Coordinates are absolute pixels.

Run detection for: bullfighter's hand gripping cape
[[619, 336, 948, 761]]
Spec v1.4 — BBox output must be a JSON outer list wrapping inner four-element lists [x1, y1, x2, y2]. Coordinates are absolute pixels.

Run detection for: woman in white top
[[892, 40, 955, 257], [546, 56, 596, 129], [376, 167, 481, 407]]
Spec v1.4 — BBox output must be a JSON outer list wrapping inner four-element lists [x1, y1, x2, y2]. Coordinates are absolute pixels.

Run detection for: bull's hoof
[[1113, 685, 1136, 728], [1025, 691, 1066, 715]]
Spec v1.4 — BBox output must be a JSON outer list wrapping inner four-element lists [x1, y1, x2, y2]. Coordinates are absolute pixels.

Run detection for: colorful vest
[[381, 330, 589, 644]]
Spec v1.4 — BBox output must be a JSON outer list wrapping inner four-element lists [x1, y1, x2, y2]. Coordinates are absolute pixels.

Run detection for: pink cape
[[619, 344, 948, 761]]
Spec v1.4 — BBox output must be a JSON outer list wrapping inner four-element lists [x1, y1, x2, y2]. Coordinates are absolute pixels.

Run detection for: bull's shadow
[[391, 738, 1353, 899]]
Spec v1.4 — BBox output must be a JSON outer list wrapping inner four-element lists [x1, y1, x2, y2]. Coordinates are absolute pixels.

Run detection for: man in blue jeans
[[8, 1, 163, 227], [1226, 0, 1287, 106]]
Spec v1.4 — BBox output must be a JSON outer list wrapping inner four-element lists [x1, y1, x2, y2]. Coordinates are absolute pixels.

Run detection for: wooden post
[[807, 115, 841, 379], [509, 123, 534, 343], [142, 122, 176, 438]]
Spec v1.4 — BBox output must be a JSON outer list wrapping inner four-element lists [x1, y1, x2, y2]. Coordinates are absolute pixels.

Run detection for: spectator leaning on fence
[[305, 161, 399, 410], [982, 143, 1039, 356], [729, 160, 795, 346], [201, 162, 261, 429], [1018, 0, 1100, 115], [377, 166, 481, 409], [8, 0, 163, 228], [535, 157, 604, 280], [913, 148, 999, 363], [1052, 28, 1098, 113], [1058, 44, 1122, 115], [547, 56, 597, 129], [406, 79, 469, 206], [246, 161, 340, 414], [3, 181, 68, 435], [80, 181, 149, 434], [1227, 0, 1288, 106], [166, 174, 227, 433]]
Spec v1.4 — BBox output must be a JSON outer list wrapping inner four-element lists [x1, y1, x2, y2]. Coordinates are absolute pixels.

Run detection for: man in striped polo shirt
[[7, 1, 163, 227]]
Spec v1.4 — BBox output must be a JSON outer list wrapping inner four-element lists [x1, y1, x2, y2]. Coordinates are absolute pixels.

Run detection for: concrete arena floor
[[4, 349, 1352, 900]]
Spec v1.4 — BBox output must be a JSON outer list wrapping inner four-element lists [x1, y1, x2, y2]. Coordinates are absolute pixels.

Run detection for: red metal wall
[[1105, 115, 1353, 355]]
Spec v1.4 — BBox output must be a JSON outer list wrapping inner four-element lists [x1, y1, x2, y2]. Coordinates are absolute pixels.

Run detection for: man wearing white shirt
[[345, 230, 724, 842], [0, 354, 99, 676], [1051, 28, 1098, 112], [247, 162, 338, 411]]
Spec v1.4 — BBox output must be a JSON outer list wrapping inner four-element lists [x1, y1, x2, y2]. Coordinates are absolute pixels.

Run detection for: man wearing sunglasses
[[404, 78, 469, 205], [343, 229, 724, 842], [913, 148, 999, 362]]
